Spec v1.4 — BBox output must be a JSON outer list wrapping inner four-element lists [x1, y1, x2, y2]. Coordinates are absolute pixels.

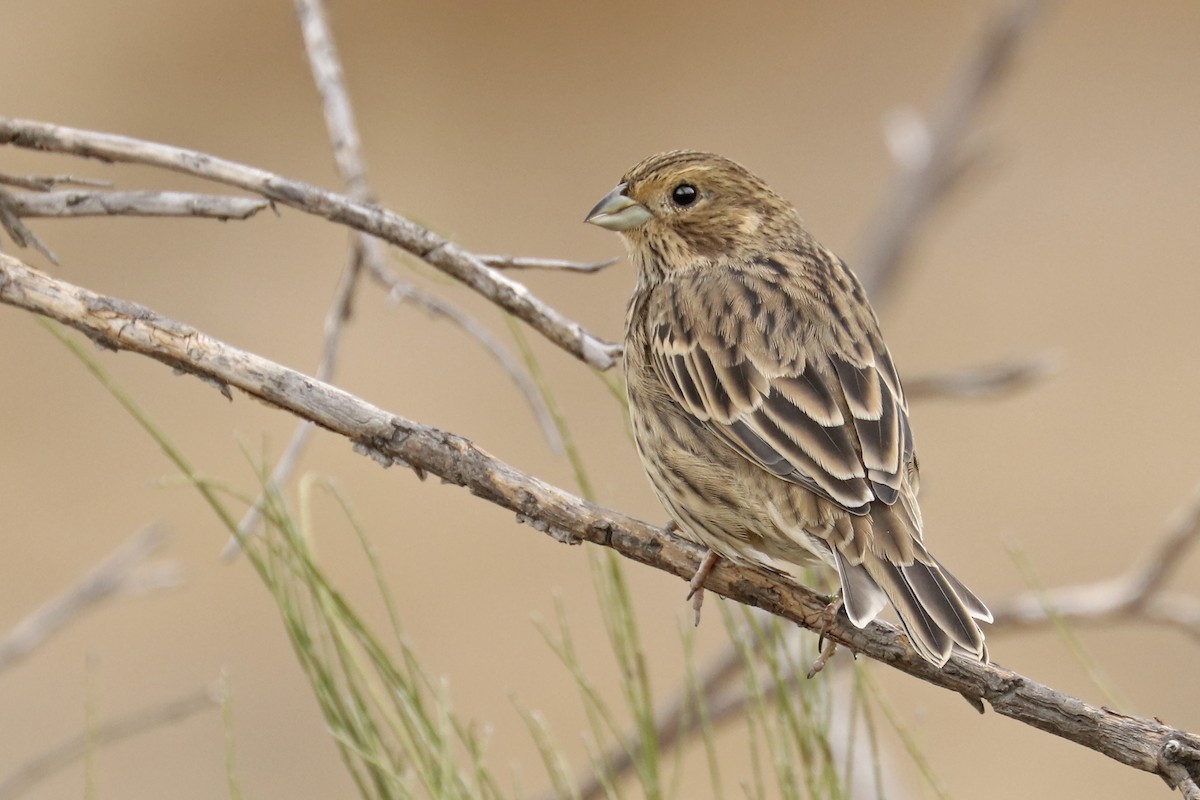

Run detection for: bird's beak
[[584, 183, 652, 231]]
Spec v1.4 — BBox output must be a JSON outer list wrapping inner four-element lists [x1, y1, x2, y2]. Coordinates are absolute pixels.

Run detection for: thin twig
[[904, 352, 1061, 401], [855, 0, 1045, 300], [303, 0, 571, 445], [0, 682, 220, 800], [990, 482, 1200, 641], [228, 0, 371, 555], [0, 171, 112, 191], [5, 190, 269, 219], [383, 274, 565, 451], [4, 254, 1198, 794], [0, 188, 58, 263], [0, 524, 180, 673], [227, 0, 563, 557], [223, 248, 361, 556], [478, 254, 619, 274], [0, 116, 621, 370]]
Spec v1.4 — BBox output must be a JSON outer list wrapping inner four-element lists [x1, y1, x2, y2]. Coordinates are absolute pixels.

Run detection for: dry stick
[[2, 256, 1197, 795], [855, 0, 1044, 301], [226, 0, 562, 557], [224, 0, 381, 554], [0, 171, 111, 190], [478, 254, 619, 274], [990, 483, 1200, 640], [224, 242, 363, 557], [290, 0, 561, 448], [904, 351, 1061, 401], [0, 525, 179, 673], [0, 116, 620, 371], [0, 188, 58, 263], [5, 190, 269, 219], [379, 270, 564, 453], [0, 682, 220, 800]]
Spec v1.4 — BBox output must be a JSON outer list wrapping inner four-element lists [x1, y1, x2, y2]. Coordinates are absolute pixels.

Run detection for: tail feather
[[834, 550, 989, 667], [900, 560, 988, 659], [934, 555, 994, 623], [834, 550, 887, 625]]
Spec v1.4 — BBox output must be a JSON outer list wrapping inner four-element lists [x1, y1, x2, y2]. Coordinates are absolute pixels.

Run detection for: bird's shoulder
[[641, 246, 883, 374]]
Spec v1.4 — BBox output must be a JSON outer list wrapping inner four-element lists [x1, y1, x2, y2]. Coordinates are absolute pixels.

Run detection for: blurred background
[[2, 1, 1199, 798]]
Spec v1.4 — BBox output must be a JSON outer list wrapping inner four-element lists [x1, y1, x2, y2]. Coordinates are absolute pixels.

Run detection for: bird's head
[[585, 150, 805, 282]]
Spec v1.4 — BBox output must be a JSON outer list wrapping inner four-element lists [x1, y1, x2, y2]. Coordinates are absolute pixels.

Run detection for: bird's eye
[[671, 183, 698, 207]]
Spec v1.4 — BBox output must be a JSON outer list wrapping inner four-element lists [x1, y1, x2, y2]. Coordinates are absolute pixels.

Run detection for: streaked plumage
[[586, 150, 991, 666]]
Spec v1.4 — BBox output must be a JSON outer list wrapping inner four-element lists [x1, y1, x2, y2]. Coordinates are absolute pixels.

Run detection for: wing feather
[[649, 264, 913, 520]]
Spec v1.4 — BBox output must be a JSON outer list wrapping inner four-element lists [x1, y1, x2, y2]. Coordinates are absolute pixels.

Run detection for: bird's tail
[[834, 549, 992, 667]]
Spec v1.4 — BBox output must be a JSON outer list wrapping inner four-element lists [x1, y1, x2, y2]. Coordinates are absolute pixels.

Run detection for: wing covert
[[648, 269, 914, 515]]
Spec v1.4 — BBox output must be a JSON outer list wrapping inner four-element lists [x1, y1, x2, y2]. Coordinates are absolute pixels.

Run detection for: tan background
[[3, 1, 1199, 798]]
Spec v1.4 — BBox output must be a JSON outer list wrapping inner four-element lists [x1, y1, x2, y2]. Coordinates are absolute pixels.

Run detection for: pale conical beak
[[584, 183, 652, 231]]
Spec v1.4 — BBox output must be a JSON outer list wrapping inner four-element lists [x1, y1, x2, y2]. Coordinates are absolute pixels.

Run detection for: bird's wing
[[648, 258, 914, 517]]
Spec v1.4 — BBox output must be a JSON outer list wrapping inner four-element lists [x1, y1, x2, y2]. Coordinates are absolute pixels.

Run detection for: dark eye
[[671, 183, 698, 207]]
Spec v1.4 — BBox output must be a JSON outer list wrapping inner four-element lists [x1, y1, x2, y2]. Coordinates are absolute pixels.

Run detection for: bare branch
[[905, 352, 1062, 401], [0, 116, 620, 370], [478, 254, 620, 274], [293, 0, 368, 200], [227, 0, 374, 555], [991, 483, 1200, 641], [1127, 483, 1200, 601], [382, 275, 564, 447], [0, 682, 220, 800], [0, 524, 180, 673], [0, 188, 58, 263], [291, 0, 561, 449], [0, 171, 112, 190], [227, 0, 564, 557], [3, 254, 1197, 793], [224, 246, 361, 556], [855, 0, 1045, 300], [5, 190, 269, 219]]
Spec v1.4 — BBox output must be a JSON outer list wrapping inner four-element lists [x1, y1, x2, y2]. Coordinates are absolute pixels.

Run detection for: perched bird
[[585, 150, 991, 666]]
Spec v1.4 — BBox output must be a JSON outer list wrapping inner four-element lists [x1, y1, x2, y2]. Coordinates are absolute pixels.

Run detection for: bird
[[584, 150, 991, 667]]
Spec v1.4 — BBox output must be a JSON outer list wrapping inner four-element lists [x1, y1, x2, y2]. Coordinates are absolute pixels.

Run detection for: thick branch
[[2, 254, 1197, 792], [0, 116, 619, 370]]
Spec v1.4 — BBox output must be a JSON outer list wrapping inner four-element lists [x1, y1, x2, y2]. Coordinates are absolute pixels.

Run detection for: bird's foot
[[686, 549, 720, 627], [816, 594, 843, 651], [807, 636, 839, 679], [808, 594, 845, 678]]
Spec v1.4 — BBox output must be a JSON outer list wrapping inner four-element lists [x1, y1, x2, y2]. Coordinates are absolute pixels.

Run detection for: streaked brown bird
[[585, 150, 991, 666]]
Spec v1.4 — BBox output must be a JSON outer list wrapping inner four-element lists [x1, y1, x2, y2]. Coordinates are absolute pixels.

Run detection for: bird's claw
[[686, 549, 720, 627], [807, 636, 839, 679], [808, 594, 845, 677]]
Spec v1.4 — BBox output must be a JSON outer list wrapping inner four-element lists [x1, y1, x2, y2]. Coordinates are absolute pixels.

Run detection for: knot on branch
[[1160, 737, 1200, 790], [588, 520, 615, 548]]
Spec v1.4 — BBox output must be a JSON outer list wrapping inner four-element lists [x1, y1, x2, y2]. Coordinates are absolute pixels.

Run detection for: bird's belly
[[628, 391, 835, 569]]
